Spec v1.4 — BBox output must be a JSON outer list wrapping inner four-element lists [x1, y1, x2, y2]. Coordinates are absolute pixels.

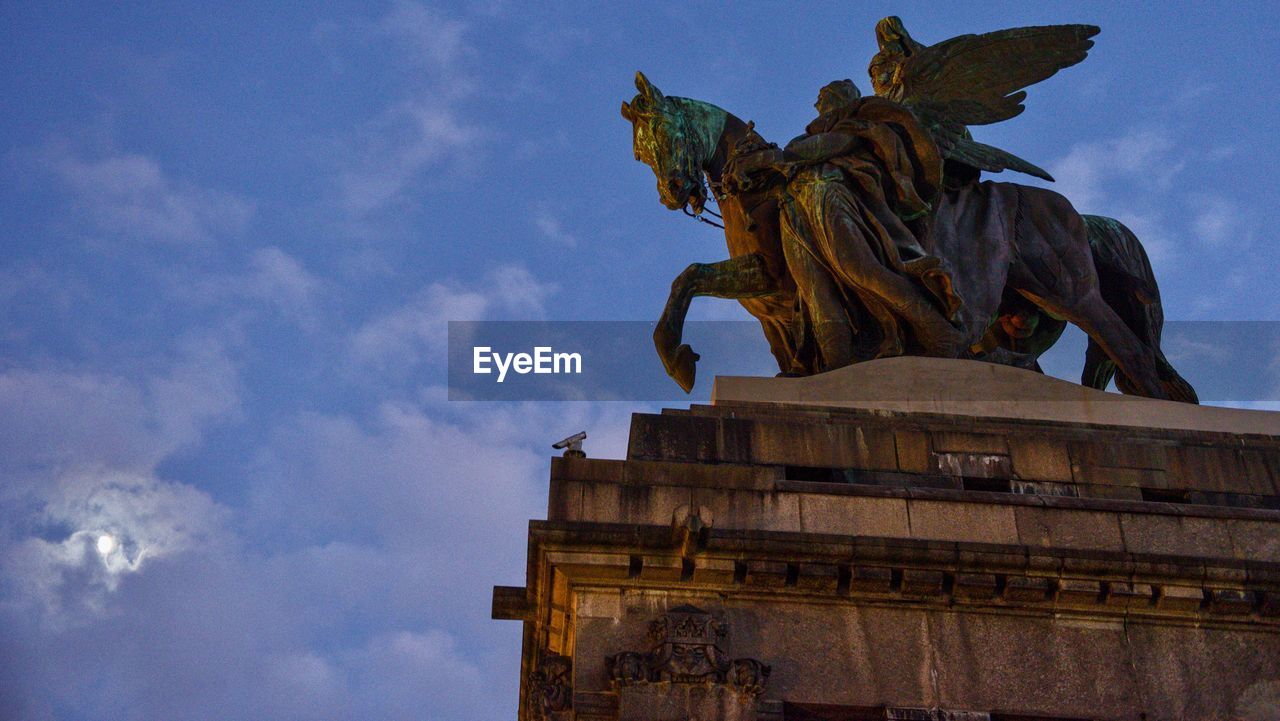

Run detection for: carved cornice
[[524, 522, 1280, 628]]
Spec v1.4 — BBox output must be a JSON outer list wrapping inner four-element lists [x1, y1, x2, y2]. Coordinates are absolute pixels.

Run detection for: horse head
[[621, 72, 726, 214]]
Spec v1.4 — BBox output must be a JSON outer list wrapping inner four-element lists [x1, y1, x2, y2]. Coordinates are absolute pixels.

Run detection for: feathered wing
[[891, 23, 1099, 180], [899, 24, 1099, 125], [948, 136, 1054, 182]]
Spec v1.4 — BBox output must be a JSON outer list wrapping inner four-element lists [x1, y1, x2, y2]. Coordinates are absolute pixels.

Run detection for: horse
[[621, 72, 1196, 403]]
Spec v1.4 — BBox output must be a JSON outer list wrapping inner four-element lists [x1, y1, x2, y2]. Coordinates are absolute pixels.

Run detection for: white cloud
[[533, 204, 577, 247], [1046, 127, 1243, 269], [0, 336, 240, 477], [3, 469, 228, 624], [325, 2, 483, 217], [350, 265, 557, 369], [38, 142, 253, 245], [0, 330, 241, 628], [1047, 129, 1179, 265], [486, 265, 557, 313], [1162, 333, 1232, 366], [1050, 128, 1177, 215], [336, 100, 481, 215], [247, 401, 545, 547], [1190, 194, 1242, 248], [247, 247, 321, 313], [0, 348, 636, 720], [343, 630, 502, 721], [179, 246, 322, 323], [374, 0, 470, 74], [350, 282, 487, 368]]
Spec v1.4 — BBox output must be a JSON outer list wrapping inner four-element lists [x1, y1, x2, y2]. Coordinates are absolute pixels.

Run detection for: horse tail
[[1082, 215, 1199, 404]]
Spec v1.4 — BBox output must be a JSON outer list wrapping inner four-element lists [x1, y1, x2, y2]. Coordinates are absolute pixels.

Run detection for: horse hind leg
[[1081, 338, 1116, 391], [1022, 288, 1169, 400], [1152, 347, 1200, 403]]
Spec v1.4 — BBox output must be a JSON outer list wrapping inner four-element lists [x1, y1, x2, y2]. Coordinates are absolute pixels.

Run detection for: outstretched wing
[[898, 24, 1100, 127], [948, 136, 1054, 182], [885, 22, 1097, 181]]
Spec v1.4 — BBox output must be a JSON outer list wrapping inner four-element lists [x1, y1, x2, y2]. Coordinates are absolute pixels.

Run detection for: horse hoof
[[671, 344, 699, 393]]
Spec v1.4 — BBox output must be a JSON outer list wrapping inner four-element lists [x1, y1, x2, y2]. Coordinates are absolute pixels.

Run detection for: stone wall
[[496, 393, 1280, 720]]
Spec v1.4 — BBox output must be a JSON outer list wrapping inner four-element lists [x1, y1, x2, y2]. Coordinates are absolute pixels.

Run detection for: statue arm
[[727, 131, 863, 193], [783, 131, 861, 163]]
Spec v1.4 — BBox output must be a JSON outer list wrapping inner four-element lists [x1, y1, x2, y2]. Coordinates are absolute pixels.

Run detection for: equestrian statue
[[621, 16, 1197, 403]]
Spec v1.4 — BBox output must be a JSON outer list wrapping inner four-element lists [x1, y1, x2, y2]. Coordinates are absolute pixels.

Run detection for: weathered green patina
[[622, 18, 1197, 403]]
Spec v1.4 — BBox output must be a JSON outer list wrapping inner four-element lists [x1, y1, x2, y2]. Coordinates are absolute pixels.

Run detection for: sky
[[2, 2, 1279, 720]]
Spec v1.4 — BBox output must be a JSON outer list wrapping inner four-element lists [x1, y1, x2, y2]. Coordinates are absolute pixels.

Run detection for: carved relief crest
[[605, 604, 770, 697], [528, 653, 572, 721]]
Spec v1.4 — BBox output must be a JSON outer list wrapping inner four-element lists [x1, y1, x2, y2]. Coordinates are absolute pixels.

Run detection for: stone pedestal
[[494, 359, 1280, 721]]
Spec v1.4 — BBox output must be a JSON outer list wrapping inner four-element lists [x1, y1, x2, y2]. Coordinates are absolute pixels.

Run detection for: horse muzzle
[[659, 176, 695, 210]]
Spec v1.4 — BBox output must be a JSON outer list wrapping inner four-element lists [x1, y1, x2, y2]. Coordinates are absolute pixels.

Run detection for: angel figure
[[718, 17, 1193, 399], [868, 15, 1096, 186], [864, 17, 1192, 400]]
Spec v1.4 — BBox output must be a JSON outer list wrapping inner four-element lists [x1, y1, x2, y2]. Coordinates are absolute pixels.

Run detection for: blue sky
[[1, 2, 1278, 720]]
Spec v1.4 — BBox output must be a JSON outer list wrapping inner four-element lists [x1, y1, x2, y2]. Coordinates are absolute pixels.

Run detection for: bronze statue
[[622, 17, 1197, 403]]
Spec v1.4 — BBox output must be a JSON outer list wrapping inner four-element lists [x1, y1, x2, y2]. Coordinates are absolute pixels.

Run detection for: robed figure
[[623, 17, 1197, 403]]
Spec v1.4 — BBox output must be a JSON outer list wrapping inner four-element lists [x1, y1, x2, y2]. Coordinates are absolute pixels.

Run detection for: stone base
[[497, 363, 1280, 720], [713, 356, 1280, 435]]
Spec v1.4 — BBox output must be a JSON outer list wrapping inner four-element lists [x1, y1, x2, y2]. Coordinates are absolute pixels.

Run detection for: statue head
[[815, 79, 862, 115], [621, 72, 725, 213], [869, 16, 924, 97]]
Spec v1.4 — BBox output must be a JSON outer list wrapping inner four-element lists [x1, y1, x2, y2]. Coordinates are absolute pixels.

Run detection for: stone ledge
[[515, 525, 1280, 627], [552, 456, 781, 489], [689, 400, 1264, 440], [711, 357, 1280, 436], [626, 403, 1280, 499], [525, 521, 1280, 586], [773, 479, 1280, 522], [548, 475, 1280, 565], [551, 460, 1280, 522]]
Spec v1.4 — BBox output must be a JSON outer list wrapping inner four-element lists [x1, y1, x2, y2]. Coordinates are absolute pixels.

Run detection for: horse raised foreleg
[[655, 253, 778, 392]]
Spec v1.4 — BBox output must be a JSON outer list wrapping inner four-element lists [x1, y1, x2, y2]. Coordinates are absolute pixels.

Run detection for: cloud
[[1046, 128, 1180, 265], [350, 265, 557, 369], [178, 246, 322, 323], [0, 329, 241, 628], [248, 401, 542, 547], [1049, 128, 1178, 215], [0, 315, 635, 721], [0, 335, 240, 479], [246, 247, 321, 313], [0, 387, 636, 720], [335, 100, 481, 216], [486, 265, 558, 313], [343, 630, 503, 721], [533, 204, 577, 247], [2, 468, 228, 625], [324, 2, 483, 217], [1046, 126, 1251, 270], [1162, 333, 1232, 366], [37, 142, 253, 245], [1189, 194, 1245, 248], [350, 282, 487, 368], [374, 0, 470, 74]]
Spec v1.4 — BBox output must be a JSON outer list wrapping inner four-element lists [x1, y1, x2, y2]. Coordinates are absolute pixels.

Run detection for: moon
[[96, 534, 116, 555]]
